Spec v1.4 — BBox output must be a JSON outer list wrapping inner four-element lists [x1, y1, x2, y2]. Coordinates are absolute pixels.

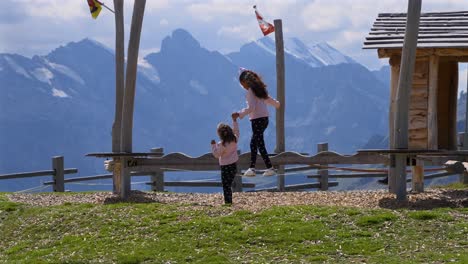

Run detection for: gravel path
[[7, 189, 467, 212]]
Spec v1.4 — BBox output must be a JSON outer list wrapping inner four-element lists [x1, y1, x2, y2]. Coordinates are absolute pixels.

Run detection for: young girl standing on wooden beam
[[232, 69, 280, 177]]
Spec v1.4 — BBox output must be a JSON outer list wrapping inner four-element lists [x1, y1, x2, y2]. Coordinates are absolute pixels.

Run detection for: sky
[[0, 0, 468, 72]]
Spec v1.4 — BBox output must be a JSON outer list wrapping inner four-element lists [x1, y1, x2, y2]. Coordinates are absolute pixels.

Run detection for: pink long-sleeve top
[[211, 120, 240, 166], [238, 88, 281, 120]]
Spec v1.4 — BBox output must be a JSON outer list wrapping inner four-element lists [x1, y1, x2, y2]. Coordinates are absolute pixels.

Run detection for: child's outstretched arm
[[237, 89, 256, 119], [232, 119, 240, 139], [266, 96, 281, 109]]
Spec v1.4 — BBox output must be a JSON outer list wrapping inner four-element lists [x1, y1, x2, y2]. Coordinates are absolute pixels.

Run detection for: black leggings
[[250, 117, 272, 169], [220, 163, 237, 204]]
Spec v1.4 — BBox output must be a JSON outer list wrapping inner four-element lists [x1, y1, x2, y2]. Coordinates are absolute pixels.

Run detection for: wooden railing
[[0, 156, 77, 192], [2, 142, 467, 193]]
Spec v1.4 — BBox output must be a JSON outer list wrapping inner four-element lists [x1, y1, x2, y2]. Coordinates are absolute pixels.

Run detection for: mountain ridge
[[1, 28, 390, 192]]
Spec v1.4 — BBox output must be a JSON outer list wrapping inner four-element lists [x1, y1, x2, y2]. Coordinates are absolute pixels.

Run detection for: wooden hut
[[363, 11, 468, 150]]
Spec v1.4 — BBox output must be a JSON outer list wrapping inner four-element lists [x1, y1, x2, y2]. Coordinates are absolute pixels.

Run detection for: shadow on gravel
[[378, 189, 468, 210], [102, 190, 161, 204]]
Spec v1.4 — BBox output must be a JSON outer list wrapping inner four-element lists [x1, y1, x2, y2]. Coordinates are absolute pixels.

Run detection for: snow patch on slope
[[254, 37, 355, 68], [4, 56, 31, 79], [47, 61, 85, 85], [138, 58, 160, 84], [31, 67, 54, 84], [52, 88, 69, 98]]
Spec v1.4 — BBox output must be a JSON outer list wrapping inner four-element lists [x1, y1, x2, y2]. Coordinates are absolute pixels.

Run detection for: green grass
[[0, 193, 467, 263], [433, 182, 468, 190]]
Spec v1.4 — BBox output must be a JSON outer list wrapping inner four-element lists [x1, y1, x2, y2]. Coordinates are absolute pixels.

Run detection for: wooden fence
[[1, 143, 466, 193], [0, 156, 77, 192]]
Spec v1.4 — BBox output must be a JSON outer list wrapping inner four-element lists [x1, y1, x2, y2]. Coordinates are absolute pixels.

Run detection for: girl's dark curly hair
[[217, 123, 237, 146], [239, 70, 268, 99]]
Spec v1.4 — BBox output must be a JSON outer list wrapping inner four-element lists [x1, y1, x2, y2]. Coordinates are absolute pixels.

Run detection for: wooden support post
[[112, 0, 124, 153], [112, 0, 124, 194], [464, 66, 468, 150], [277, 166, 285, 192], [150, 148, 164, 192], [151, 170, 164, 192], [388, 56, 400, 194], [449, 63, 459, 150], [274, 19, 285, 154], [52, 156, 65, 192], [461, 171, 468, 185], [458, 132, 465, 150], [394, 154, 407, 200], [119, 0, 146, 198], [121, 0, 146, 152], [120, 157, 130, 198], [411, 159, 424, 193], [233, 150, 243, 192], [274, 19, 285, 192], [317, 143, 329, 191], [428, 55, 439, 150], [392, 0, 421, 201], [112, 158, 121, 194], [388, 154, 396, 193]]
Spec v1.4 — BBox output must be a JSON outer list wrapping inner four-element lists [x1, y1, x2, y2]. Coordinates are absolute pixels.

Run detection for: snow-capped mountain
[[252, 36, 356, 68], [0, 29, 388, 192]]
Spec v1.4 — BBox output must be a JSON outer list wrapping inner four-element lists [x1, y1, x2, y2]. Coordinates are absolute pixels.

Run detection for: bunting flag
[[254, 5, 275, 36], [87, 0, 103, 19]]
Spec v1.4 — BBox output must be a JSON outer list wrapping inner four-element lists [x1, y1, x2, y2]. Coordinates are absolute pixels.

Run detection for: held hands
[[211, 139, 216, 145], [231, 112, 240, 121]]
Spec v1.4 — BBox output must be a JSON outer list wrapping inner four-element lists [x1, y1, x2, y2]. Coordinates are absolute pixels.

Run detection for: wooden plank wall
[[388, 53, 461, 150], [409, 58, 429, 149], [437, 59, 459, 150]]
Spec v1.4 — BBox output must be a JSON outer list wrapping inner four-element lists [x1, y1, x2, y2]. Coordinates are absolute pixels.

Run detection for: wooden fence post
[[411, 158, 424, 193], [52, 156, 65, 192], [150, 148, 164, 192], [461, 171, 468, 185], [317, 143, 329, 191], [233, 150, 243, 192], [459, 133, 468, 184]]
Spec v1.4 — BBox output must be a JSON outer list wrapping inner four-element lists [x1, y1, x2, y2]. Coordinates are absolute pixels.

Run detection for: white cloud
[[160, 19, 169, 26], [217, 23, 257, 41], [3, 0, 468, 70], [187, 0, 251, 22], [19, 0, 87, 20], [301, 2, 346, 32], [330, 30, 367, 54], [124, 0, 170, 12], [218, 26, 242, 35]]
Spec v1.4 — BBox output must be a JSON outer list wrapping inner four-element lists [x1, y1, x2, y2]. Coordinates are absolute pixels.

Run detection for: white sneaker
[[243, 168, 256, 177], [263, 168, 276, 177]]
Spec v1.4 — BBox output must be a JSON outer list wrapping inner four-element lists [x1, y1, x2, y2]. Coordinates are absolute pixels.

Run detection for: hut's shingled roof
[[363, 11, 468, 49]]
